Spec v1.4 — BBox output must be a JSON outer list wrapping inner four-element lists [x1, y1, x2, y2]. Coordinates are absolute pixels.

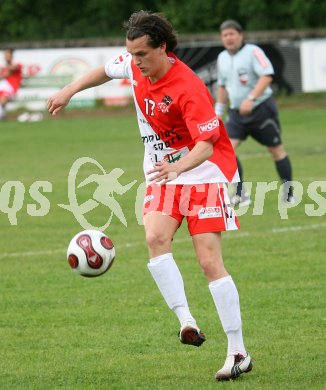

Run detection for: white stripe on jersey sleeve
[[104, 52, 132, 79]]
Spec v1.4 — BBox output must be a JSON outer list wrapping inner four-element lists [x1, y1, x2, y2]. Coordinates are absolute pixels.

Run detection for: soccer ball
[[67, 230, 115, 277]]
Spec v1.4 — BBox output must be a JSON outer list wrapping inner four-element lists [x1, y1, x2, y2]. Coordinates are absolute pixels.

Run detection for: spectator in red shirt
[[0, 48, 22, 120]]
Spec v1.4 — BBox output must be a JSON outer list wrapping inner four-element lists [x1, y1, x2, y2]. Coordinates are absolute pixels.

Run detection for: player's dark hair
[[124, 10, 178, 52], [220, 20, 243, 33]]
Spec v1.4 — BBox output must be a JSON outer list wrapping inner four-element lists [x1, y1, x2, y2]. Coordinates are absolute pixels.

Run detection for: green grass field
[[0, 103, 325, 389]]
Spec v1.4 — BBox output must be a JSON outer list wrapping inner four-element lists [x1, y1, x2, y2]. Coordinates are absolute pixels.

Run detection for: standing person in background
[[0, 48, 22, 120], [215, 20, 294, 206], [48, 10, 253, 382]]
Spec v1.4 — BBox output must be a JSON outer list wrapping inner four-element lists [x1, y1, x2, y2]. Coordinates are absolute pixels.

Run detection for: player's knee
[[268, 145, 287, 160], [145, 231, 172, 250], [199, 255, 226, 280]]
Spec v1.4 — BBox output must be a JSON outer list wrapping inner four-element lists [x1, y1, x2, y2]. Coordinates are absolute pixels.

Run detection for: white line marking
[[0, 222, 325, 260], [271, 222, 326, 233], [1, 248, 64, 259]]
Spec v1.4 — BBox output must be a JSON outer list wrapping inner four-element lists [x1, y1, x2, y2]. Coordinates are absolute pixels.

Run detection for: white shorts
[[0, 79, 15, 99]]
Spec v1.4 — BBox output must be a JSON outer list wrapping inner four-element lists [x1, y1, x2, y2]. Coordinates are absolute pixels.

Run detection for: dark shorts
[[226, 97, 282, 147]]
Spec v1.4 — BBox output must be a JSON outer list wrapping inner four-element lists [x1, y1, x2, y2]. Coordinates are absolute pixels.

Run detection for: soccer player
[[0, 48, 22, 120], [215, 20, 294, 206], [47, 11, 252, 381]]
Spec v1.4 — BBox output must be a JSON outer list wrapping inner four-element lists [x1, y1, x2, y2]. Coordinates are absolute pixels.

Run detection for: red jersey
[[1, 64, 22, 93], [105, 52, 239, 184]]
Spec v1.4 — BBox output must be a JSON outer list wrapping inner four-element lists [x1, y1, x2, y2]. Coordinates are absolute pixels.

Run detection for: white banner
[[0, 47, 133, 110], [301, 39, 326, 92]]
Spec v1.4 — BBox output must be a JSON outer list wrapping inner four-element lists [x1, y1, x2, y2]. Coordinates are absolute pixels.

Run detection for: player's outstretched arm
[[47, 66, 111, 115]]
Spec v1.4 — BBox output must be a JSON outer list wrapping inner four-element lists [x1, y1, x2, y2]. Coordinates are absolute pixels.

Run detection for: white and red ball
[[67, 230, 115, 277]]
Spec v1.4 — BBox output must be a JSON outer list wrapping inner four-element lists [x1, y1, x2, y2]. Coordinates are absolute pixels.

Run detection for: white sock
[[147, 253, 195, 326], [209, 275, 246, 356]]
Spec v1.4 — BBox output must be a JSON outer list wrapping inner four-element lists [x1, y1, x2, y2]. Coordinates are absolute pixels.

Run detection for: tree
[[0, 0, 325, 43]]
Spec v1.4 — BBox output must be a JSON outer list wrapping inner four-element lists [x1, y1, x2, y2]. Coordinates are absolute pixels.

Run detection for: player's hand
[[239, 99, 254, 116], [146, 161, 179, 185], [47, 88, 73, 116]]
